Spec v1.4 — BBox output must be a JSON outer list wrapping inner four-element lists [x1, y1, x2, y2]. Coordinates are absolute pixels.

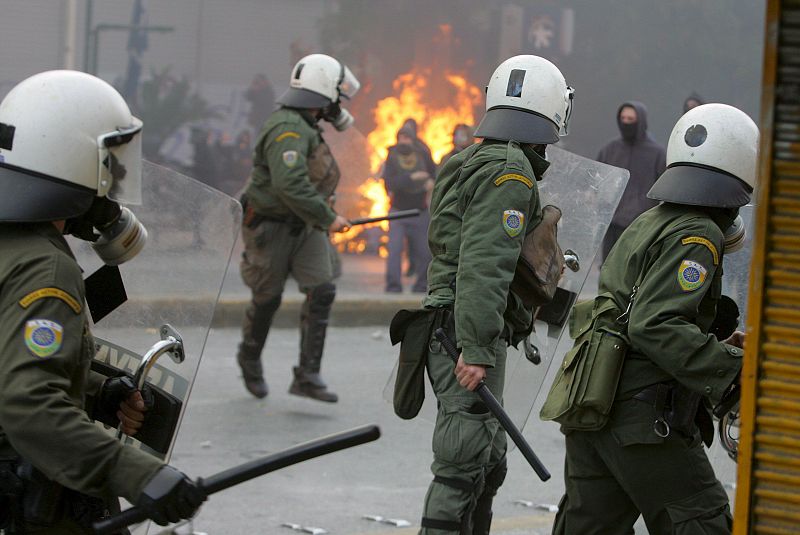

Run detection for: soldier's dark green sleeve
[[264, 126, 337, 227], [627, 224, 742, 404], [455, 166, 535, 367], [0, 252, 162, 502]]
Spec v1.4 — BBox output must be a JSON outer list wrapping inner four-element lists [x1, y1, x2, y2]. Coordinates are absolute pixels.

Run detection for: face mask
[[528, 145, 551, 181], [723, 214, 746, 253], [397, 144, 414, 156], [66, 197, 147, 265], [619, 121, 638, 142], [320, 101, 354, 131]]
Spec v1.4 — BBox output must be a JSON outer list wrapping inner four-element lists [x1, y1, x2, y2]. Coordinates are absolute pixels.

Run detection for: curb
[[212, 295, 424, 328]]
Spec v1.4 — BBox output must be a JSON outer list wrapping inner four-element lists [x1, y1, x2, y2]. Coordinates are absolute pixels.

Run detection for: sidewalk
[[212, 251, 426, 328]]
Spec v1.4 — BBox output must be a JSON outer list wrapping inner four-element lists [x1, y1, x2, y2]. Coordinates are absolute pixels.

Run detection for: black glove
[[137, 466, 206, 526], [93, 376, 136, 427]]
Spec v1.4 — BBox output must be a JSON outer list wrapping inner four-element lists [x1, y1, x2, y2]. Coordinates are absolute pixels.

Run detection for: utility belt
[[0, 457, 117, 534], [242, 203, 307, 236], [631, 382, 713, 446]]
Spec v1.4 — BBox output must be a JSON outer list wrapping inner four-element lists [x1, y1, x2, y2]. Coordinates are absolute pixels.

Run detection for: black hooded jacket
[[597, 101, 667, 228]]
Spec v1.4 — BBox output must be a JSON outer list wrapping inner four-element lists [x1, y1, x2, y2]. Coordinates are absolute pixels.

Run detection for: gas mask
[[65, 196, 147, 265], [320, 101, 354, 132], [723, 214, 746, 253]]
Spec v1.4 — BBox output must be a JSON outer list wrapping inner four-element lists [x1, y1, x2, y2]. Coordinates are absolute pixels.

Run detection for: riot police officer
[[418, 55, 574, 534], [236, 54, 360, 402], [552, 104, 758, 535], [0, 71, 205, 533]]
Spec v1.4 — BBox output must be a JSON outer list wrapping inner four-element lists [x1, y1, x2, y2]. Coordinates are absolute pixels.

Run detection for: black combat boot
[[289, 283, 338, 402], [236, 295, 281, 399]]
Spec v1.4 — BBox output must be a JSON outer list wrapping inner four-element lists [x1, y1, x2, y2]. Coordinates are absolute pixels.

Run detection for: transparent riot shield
[[68, 161, 240, 533], [384, 146, 629, 427], [709, 204, 755, 493]]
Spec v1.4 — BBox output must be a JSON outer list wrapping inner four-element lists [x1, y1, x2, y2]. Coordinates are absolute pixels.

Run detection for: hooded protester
[[597, 100, 666, 260], [683, 91, 705, 114], [382, 125, 434, 293]]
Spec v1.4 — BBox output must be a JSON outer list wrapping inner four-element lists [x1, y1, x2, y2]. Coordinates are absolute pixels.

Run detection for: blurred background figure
[[401, 118, 435, 166], [683, 91, 706, 114], [438, 123, 475, 170], [245, 73, 275, 134], [597, 101, 666, 261], [382, 124, 434, 293]]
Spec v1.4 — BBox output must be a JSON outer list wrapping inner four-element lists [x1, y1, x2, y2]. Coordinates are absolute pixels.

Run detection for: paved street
[[161, 326, 738, 535]]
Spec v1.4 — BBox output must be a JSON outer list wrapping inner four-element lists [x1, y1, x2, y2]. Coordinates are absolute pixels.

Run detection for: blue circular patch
[[507, 215, 521, 229], [32, 327, 55, 346], [683, 267, 700, 283], [684, 124, 707, 147]]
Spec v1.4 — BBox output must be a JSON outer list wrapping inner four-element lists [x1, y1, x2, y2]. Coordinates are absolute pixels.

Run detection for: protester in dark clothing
[[401, 118, 436, 173], [438, 123, 475, 170], [683, 91, 705, 114], [597, 101, 667, 260], [245, 73, 275, 133], [382, 126, 434, 293]]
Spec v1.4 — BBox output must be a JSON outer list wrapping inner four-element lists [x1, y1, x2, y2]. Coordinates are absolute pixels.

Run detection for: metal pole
[[83, 0, 93, 72]]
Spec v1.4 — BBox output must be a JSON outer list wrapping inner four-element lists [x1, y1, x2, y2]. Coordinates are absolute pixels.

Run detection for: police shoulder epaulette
[[494, 173, 533, 189], [19, 287, 82, 314], [681, 236, 719, 265]]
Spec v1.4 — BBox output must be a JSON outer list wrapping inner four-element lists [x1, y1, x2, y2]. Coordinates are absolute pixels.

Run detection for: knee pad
[[483, 458, 507, 496], [308, 282, 336, 308]]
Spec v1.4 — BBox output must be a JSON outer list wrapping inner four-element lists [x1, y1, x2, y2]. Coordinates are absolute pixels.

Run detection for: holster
[[389, 307, 452, 419], [0, 458, 23, 531], [633, 383, 714, 446]]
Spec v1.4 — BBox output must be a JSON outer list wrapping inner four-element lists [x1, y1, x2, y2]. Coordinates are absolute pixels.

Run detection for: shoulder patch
[[24, 319, 64, 358], [681, 236, 719, 265], [503, 209, 525, 237], [677, 260, 708, 292], [282, 150, 299, 168], [19, 287, 82, 314], [275, 131, 301, 142], [494, 173, 533, 189]]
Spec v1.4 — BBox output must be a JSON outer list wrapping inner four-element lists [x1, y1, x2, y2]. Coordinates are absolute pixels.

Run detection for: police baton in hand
[[434, 328, 551, 481], [349, 209, 420, 226], [93, 425, 381, 535]]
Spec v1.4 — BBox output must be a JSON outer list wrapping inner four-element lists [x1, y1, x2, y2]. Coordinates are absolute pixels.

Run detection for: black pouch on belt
[[665, 384, 703, 438], [389, 307, 448, 419], [0, 459, 23, 530], [17, 460, 65, 527]]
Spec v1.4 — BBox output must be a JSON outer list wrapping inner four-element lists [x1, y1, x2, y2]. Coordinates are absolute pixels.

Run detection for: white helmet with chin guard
[[474, 55, 574, 145]]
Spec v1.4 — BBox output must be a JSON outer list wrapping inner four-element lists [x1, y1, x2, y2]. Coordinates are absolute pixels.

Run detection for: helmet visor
[[97, 119, 143, 205], [338, 65, 360, 100]]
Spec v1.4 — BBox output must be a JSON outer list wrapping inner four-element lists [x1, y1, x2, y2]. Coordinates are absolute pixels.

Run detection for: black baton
[[93, 424, 381, 534], [349, 209, 420, 226], [434, 328, 550, 481]]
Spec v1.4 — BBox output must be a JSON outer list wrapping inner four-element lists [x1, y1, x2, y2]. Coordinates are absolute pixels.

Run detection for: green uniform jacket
[[0, 223, 162, 503], [424, 140, 542, 368], [244, 107, 337, 228], [599, 204, 743, 405]]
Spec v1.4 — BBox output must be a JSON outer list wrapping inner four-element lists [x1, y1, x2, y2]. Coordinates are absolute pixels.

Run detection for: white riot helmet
[[276, 54, 361, 131], [648, 103, 759, 208], [0, 70, 146, 264], [474, 55, 574, 145]]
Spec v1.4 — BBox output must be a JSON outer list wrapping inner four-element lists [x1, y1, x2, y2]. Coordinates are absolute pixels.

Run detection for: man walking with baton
[[411, 55, 575, 534]]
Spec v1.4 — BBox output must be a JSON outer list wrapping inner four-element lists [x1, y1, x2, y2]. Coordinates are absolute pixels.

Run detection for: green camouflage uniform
[[0, 223, 163, 533], [552, 203, 743, 535], [419, 140, 546, 534], [238, 107, 341, 397]]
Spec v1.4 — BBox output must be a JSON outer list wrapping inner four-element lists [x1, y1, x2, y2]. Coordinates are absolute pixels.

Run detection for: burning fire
[[334, 67, 482, 257]]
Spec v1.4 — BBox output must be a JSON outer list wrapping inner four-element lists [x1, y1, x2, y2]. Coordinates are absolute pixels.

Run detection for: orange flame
[[335, 67, 482, 257], [366, 69, 482, 173]]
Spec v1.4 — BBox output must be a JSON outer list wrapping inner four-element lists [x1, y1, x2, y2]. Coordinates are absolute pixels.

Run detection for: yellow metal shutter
[[735, 1, 800, 533]]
